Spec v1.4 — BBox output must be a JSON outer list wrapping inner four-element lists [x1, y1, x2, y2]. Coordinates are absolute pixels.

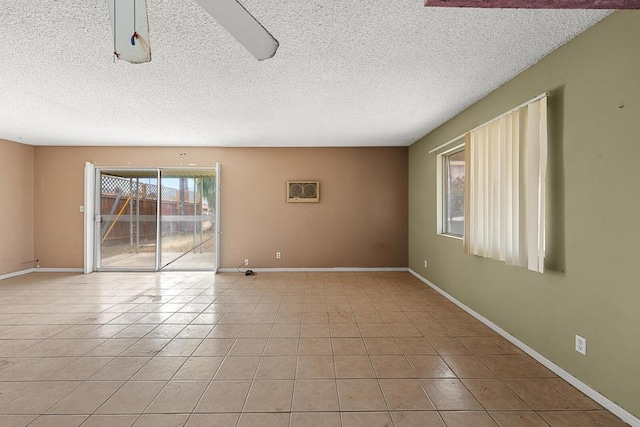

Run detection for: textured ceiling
[[0, 1, 609, 147]]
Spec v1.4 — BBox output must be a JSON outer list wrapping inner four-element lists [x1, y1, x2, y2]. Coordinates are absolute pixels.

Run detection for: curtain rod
[[428, 92, 549, 154]]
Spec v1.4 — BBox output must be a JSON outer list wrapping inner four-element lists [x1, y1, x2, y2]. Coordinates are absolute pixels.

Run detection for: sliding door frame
[[215, 162, 221, 274], [84, 165, 219, 273]]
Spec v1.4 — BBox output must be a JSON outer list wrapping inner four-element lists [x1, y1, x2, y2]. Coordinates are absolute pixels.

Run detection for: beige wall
[[33, 146, 408, 269], [409, 11, 640, 418], [0, 139, 35, 275]]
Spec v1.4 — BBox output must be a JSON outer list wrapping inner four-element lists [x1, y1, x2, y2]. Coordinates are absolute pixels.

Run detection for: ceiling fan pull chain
[[113, 0, 119, 61], [131, 0, 137, 46]]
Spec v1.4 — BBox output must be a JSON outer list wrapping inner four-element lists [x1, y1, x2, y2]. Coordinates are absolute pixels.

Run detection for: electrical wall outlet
[[276, 251, 281, 259], [243, 259, 249, 266], [424, 259, 428, 268], [575, 335, 587, 355]]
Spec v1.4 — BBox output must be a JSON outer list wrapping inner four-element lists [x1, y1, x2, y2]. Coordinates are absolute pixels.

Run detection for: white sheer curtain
[[463, 97, 547, 273]]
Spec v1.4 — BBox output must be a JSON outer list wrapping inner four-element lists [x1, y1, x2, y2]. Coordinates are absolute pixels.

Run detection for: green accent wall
[[409, 11, 640, 418]]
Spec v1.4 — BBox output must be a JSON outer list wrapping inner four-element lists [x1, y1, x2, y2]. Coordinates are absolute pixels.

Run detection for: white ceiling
[[0, 1, 609, 147]]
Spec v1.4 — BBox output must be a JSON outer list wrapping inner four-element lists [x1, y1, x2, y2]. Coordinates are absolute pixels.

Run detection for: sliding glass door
[[97, 169, 159, 270], [95, 166, 218, 271], [159, 171, 216, 270]]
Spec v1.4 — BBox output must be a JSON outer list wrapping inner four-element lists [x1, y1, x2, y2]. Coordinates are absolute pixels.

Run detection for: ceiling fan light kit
[[109, 0, 278, 65]]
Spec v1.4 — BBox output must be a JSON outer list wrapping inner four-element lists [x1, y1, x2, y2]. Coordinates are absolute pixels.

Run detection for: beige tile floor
[[0, 271, 629, 427]]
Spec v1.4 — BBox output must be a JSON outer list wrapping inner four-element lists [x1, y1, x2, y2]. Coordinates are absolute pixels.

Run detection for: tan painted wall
[[0, 139, 35, 275], [409, 11, 640, 418], [34, 146, 408, 269]]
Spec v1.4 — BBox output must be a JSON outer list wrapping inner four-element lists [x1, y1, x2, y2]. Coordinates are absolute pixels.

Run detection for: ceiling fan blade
[[194, 0, 279, 61], [424, 0, 640, 8], [108, 0, 152, 64]]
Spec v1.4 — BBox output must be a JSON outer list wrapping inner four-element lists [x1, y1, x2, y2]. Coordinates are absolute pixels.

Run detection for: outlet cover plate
[[575, 334, 587, 355]]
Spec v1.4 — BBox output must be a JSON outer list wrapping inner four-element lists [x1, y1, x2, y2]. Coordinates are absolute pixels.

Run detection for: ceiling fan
[[109, 0, 279, 64], [424, 0, 640, 8]]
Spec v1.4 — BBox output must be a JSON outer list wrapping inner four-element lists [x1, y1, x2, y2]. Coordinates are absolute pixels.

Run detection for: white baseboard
[[217, 267, 409, 273], [34, 268, 84, 273], [409, 269, 639, 427], [0, 268, 35, 281], [6, 267, 408, 278], [0, 268, 85, 281]]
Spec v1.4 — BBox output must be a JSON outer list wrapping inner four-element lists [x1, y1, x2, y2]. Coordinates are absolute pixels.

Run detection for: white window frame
[[437, 140, 465, 240]]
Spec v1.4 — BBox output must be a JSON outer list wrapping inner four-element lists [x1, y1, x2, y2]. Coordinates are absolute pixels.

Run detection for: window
[[433, 94, 547, 273], [443, 148, 466, 237], [437, 142, 465, 239]]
